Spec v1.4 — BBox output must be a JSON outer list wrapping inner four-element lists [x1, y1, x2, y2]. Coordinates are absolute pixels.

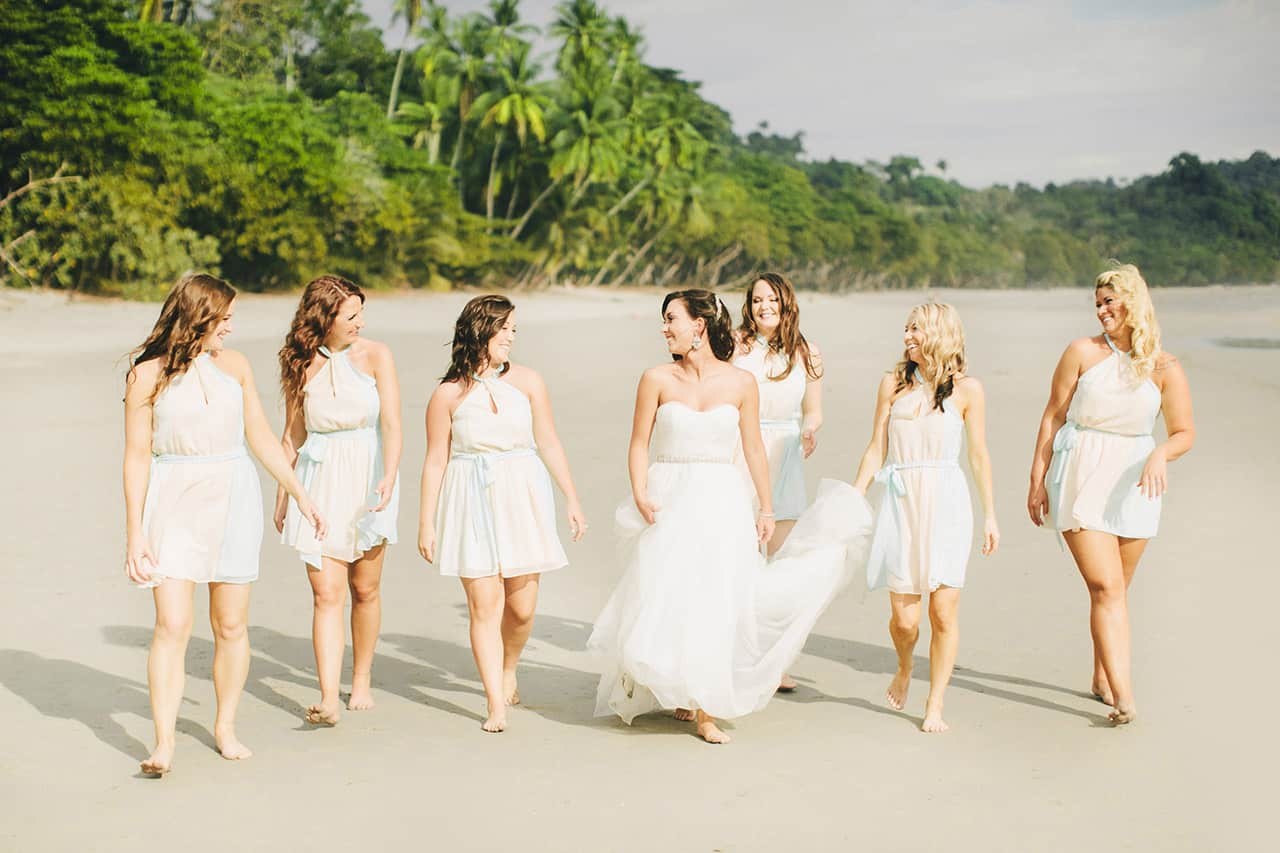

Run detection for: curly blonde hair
[[1095, 263, 1161, 381], [893, 302, 967, 411]]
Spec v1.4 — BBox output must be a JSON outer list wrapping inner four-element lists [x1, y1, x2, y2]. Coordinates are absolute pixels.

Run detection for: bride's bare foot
[[481, 706, 507, 733], [694, 711, 730, 744], [140, 740, 174, 776], [921, 698, 949, 733], [214, 728, 253, 760], [348, 672, 375, 711], [1108, 705, 1136, 725], [503, 671, 520, 706], [673, 708, 694, 722], [305, 701, 341, 726], [887, 667, 911, 711], [777, 673, 798, 692]]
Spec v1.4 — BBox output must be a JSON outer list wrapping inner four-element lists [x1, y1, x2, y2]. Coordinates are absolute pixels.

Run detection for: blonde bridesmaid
[[1028, 264, 1194, 724], [123, 273, 324, 776], [417, 295, 586, 733], [275, 275, 401, 726], [852, 303, 999, 732]]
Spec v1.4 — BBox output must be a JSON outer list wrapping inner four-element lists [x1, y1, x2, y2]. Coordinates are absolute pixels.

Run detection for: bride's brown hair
[[662, 289, 734, 362], [279, 275, 365, 411], [737, 272, 821, 381], [128, 272, 236, 403]]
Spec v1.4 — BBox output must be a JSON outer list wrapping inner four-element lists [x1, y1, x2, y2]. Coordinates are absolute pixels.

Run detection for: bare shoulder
[[876, 371, 898, 398], [732, 329, 754, 357], [641, 363, 677, 385], [955, 374, 984, 395], [125, 357, 162, 397], [358, 338, 394, 365], [430, 378, 466, 405], [1154, 350, 1180, 371], [1066, 335, 1107, 359], [805, 339, 822, 359], [503, 363, 546, 396], [211, 348, 251, 382]]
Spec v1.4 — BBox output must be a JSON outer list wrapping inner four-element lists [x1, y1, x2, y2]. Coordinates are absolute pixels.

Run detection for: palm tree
[[471, 42, 548, 227], [550, 0, 611, 78], [387, 0, 425, 118]]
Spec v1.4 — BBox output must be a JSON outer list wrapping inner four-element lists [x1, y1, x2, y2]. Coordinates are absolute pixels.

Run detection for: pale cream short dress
[[732, 339, 809, 521]]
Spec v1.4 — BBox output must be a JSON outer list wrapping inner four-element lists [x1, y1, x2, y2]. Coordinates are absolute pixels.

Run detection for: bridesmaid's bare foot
[[887, 667, 911, 711], [694, 711, 730, 744], [305, 701, 341, 726], [1108, 705, 1137, 725], [673, 708, 694, 721], [503, 671, 520, 706], [777, 673, 798, 692], [481, 705, 507, 733], [921, 698, 949, 733], [140, 740, 174, 776], [348, 673, 375, 711], [214, 728, 253, 760]]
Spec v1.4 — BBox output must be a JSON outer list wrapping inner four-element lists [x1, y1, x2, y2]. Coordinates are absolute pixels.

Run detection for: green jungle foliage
[[2, 0, 1277, 297]]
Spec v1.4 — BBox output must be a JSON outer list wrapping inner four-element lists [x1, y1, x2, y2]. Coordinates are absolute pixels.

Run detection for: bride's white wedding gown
[[588, 401, 873, 723]]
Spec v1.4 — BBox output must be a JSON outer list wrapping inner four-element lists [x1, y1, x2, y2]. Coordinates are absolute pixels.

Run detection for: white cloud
[[362, 0, 1279, 186]]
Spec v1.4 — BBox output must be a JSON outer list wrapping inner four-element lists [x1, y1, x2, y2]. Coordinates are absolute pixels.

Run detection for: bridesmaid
[[732, 272, 823, 691], [274, 275, 401, 726], [1028, 264, 1194, 725], [123, 272, 324, 776], [852, 303, 999, 733], [417, 295, 586, 733]]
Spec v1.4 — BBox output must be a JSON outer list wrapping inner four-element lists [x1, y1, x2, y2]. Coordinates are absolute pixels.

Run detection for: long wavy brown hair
[[894, 302, 967, 411], [442, 295, 515, 387], [279, 275, 365, 411], [128, 272, 236, 403], [737, 272, 821, 381]]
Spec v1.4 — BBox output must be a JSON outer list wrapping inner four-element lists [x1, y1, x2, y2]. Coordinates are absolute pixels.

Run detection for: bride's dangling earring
[[691, 335, 702, 350]]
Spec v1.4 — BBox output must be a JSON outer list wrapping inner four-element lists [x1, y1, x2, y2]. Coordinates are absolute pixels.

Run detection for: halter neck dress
[[282, 345, 399, 569], [732, 338, 809, 521], [434, 374, 567, 578], [1047, 335, 1163, 538], [136, 353, 263, 588]]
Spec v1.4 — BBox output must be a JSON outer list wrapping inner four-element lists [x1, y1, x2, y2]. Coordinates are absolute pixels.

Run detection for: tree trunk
[[485, 131, 504, 230], [610, 224, 670, 287], [509, 175, 564, 240], [705, 241, 743, 287], [387, 35, 410, 118], [504, 173, 521, 222], [587, 247, 621, 288], [450, 120, 468, 202], [605, 173, 652, 218]]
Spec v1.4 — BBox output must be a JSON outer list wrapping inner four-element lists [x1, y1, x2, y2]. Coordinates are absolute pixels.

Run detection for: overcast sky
[[362, 0, 1279, 188]]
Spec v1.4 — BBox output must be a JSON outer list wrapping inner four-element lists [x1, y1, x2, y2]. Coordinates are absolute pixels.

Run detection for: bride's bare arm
[[629, 370, 663, 523]]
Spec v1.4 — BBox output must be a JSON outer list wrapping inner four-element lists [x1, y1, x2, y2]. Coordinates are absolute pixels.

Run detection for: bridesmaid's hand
[[982, 516, 1001, 556], [801, 429, 817, 459], [124, 535, 157, 585], [1138, 448, 1168, 499], [418, 524, 437, 563], [567, 500, 588, 541], [298, 497, 327, 541], [272, 494, 288, 534], [634, 494, 660, 525], [371, 473, 398, 512], [1026, 481, 1049, 527], [756, 513, 776, 545]]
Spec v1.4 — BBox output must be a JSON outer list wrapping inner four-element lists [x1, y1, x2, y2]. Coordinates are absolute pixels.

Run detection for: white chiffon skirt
[[589, 466, 873, 723]]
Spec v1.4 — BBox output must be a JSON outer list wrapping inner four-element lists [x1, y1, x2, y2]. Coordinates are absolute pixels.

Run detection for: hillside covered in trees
[[2, 0, 1277, 297]]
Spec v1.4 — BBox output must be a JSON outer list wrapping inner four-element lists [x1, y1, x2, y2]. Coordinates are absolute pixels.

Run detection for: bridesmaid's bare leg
[[306, 557, 348, 725], [142, 580, 195, 775], [1065, 531, 1137, 724], [500, 574, 540, 705], [463, 576, 507, 731], [209, 581, 254, 759], [887, 593, 922, 710], [1092, 539, 1143, 704], [922, 587, 960, 733], [348, 545, 386, 711]]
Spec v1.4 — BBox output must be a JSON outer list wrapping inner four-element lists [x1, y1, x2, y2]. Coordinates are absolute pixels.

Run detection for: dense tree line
[[2, 0, 1276, 297]]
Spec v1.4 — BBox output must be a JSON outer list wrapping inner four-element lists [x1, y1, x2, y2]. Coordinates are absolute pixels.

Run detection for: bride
[[588, 289, 872, 744]]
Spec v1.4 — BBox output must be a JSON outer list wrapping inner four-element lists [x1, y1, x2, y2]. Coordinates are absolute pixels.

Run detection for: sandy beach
[[0, 283, 1274, 852]]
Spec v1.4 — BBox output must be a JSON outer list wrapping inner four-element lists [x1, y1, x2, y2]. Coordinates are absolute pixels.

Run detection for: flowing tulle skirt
[[589, 467, 872, 723]]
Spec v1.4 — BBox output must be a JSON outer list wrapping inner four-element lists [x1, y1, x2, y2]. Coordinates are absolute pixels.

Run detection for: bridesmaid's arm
[[273, 399, 307, 533], [518, 367, 586, 541], [123, 360, 159, 584], [369, 342, 403, 511], [851, 374, 896, 493], [1026, 340, 1086, 526], [417, 383, 457, 562], [1139, 355, 1194, 499], [737, 377, 776, 544], [629, 370, 662, 524], [219, 350, 326, 539], [800, 342, 823, 458], [959, 378, 999, 556]]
